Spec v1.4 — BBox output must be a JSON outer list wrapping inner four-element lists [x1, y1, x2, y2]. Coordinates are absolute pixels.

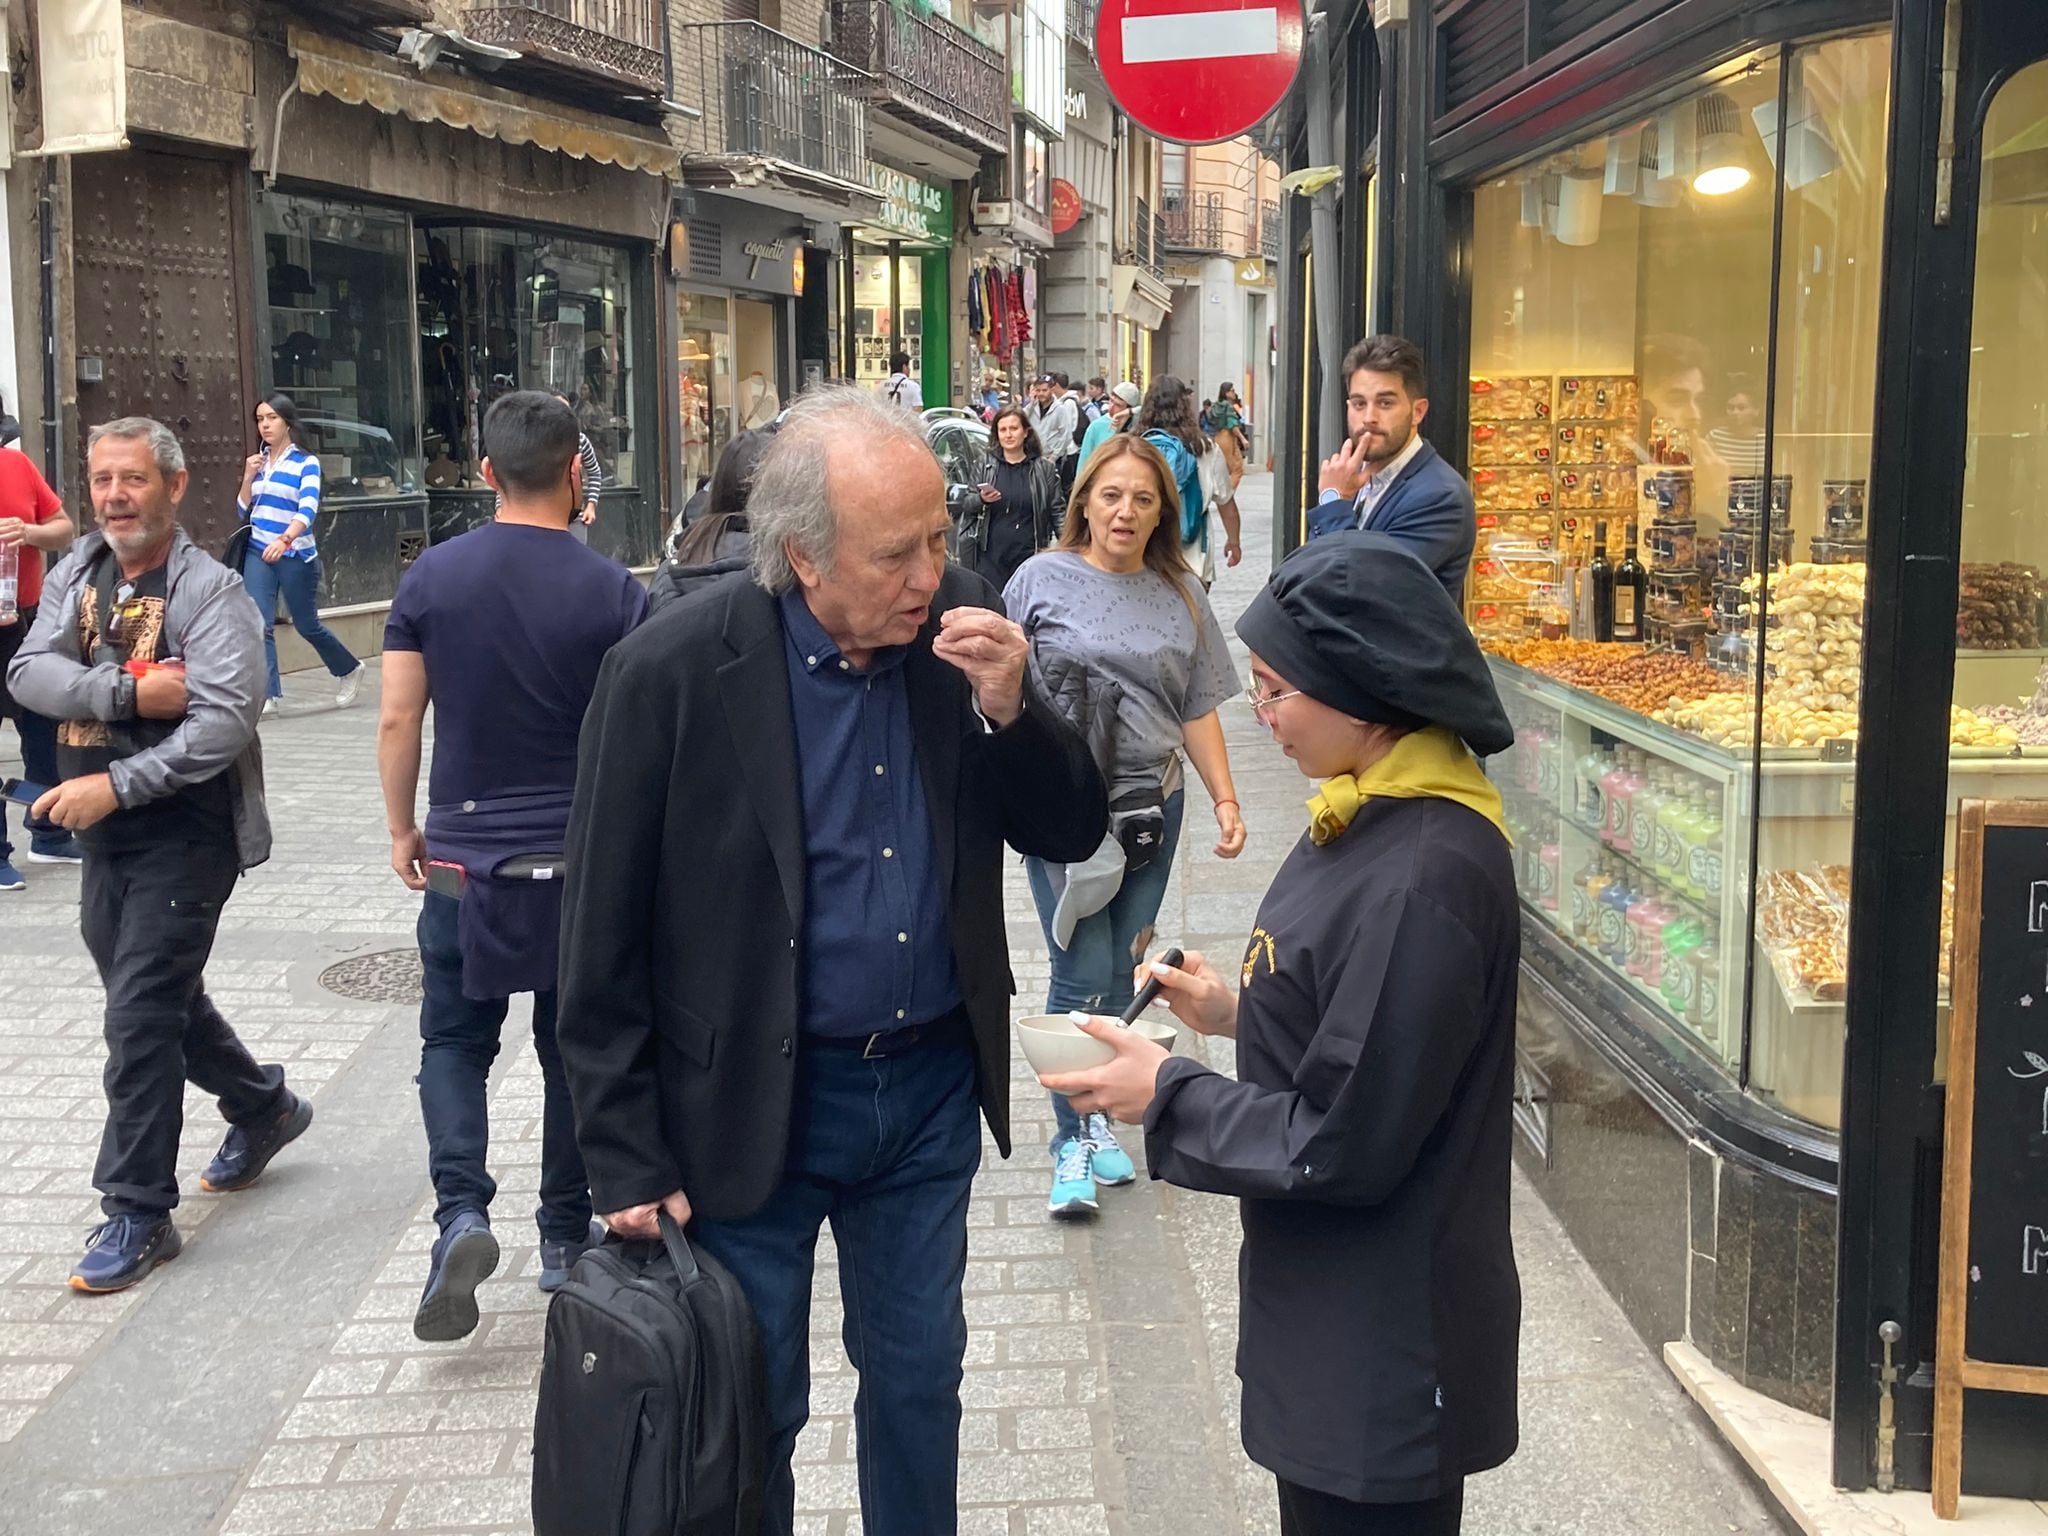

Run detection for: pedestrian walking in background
[[1042, 535, 1523, 1536], [556, 385, 1105, 1536], [1026, 373, 1081, 501], [879, 349, 924, 412], [378, 392, 648, 1342], [556, 393, 602, 546], [1076, 380, 1140, 473], [1193, 427, 1245, 586], [237, 393, 363, 713], [0, 441, 79, 888], [650, 425, 775, 614], [1004, 433, 1244, 1218], [1205, 383, 1249, 487], [959, 405, 1062, 594], [1134, 376, 1219, 572], [1080, 376, 1110, 428], [9, 417, 311, 1293]]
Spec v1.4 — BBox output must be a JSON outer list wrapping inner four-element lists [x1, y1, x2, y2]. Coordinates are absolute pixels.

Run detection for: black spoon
[[1119, 947, 1187, 1026]]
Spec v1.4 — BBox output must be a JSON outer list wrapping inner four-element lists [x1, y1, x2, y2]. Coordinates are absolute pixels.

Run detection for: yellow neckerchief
[[1307, 725, 1510, 846]]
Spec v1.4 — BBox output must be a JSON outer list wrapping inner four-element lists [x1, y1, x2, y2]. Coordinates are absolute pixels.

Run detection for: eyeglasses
[[107, 582, 143, 646], [1243, 683, 1302, 720]]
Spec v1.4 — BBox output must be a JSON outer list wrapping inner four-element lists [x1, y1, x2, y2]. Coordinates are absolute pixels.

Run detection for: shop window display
[[852, 248, 922, 389], [1470, 38, 1907, 1129], [259, 195, 422, 501], [677, 290, 731, 499], [417, 227, 638, 491]]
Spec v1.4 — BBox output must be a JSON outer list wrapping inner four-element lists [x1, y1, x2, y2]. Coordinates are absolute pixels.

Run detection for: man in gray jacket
[[8, 417, 311, 1293]]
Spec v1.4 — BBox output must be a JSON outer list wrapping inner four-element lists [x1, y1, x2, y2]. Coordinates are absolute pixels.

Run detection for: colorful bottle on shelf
[[1655, 779, 1692, 887], [1597, 866, 1634, 963], [1613, 520, 1647, 643], [1575, 746, 1610, 829], [1537, 841, 1561, 912], [1631, 766, 1668, 869], [1605, 749, 1642, 851], [1570, 851, 1604, 938], [1662, 914, 1705, 1010], [1627, 890, 1665, 983], [1690, 937, 1722, 1043], [1692, 790, 1725, 904]]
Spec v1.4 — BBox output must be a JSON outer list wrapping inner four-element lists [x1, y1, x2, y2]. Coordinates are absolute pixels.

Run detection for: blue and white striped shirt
[[240, 444, 322, 560]]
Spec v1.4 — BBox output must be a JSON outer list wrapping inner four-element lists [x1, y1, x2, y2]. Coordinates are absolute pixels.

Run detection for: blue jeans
[[1025, 789, 1186, 1147], [691, 1033, 983, 1536], [242, 548, 359, 698], [415, 891, 591, 1242], [0, 702, 62, 862]]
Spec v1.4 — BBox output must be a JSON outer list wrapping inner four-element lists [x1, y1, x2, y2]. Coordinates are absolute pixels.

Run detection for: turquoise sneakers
[[1084, 1113, 1137, 1186], [1048, 1136, 1099, 1217]]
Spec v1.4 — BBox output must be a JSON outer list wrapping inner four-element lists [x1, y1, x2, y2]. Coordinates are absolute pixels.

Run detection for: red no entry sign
[[1096, 0, 1307, 146]]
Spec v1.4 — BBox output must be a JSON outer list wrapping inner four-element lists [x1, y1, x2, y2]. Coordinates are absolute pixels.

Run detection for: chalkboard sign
[[1934, 801, 2048, 1519]]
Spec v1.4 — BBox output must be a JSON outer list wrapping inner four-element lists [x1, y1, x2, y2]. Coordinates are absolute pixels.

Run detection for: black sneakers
[[415, 1211, 500, 1342], [200, 1092, 314, 1194], [70, 1214, 183, 1293]]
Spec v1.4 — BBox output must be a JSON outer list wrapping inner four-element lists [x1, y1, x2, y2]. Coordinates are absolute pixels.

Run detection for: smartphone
[[1, 778, 49, 807], [425, 860, 467, 898]]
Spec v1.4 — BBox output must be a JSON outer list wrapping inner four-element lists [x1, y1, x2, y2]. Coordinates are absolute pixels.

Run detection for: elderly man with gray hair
[[557, 384, 1106, 1534], [7, 417, 310, 1295]]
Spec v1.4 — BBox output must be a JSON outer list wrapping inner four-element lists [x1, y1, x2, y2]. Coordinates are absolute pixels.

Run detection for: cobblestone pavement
[[0, 479, 1783, 1535]]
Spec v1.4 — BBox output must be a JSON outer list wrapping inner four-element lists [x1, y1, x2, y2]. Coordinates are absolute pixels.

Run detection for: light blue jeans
[[243, 549, 360, 698], [1024, 790, 1186, 1148]]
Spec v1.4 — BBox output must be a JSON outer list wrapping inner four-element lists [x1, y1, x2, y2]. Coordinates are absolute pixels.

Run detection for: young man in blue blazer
[[1307, 335, 1477, 604]]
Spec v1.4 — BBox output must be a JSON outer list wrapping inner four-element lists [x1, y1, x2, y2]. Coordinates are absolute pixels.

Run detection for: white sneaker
[[335, 665, 364, 709], [261, 698, 279, 718]]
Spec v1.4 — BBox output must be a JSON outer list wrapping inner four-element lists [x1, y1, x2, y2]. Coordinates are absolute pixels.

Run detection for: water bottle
[[0, 544, 18, 626]]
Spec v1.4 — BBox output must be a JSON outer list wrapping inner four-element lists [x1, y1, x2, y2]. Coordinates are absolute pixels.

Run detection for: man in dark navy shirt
[[558, 386, 1106, 1536], [379, 392, 646, 1343]]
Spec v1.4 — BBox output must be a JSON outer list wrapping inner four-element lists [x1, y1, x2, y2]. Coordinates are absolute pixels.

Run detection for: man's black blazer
[[557, 564, 1108, 1221]]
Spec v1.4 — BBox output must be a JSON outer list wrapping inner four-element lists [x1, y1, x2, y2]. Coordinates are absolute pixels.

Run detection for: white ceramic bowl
[[1015, 1013, 1179, 1081]]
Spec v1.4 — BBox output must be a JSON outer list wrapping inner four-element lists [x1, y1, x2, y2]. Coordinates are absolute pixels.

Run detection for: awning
[[287, 27, 680, 178], [1112, 265, 1174, 331]]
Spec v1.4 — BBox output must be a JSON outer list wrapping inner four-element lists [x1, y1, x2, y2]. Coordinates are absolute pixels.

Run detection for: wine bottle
[[1613, 520, 1647, 643], [1589, 520, 1614, 642]]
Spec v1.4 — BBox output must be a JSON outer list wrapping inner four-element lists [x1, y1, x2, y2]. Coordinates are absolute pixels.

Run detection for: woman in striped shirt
[[239, 393, 363, 712]]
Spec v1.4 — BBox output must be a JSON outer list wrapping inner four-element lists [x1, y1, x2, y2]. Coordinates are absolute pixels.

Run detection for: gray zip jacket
[[6, 527, 271, 869]]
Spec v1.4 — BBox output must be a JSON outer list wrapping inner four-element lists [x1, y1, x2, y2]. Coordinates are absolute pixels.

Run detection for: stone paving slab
[[0, 477, 1786, 1536]]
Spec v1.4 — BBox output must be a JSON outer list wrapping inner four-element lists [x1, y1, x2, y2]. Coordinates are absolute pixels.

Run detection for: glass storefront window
[[677, 289, 730, 497], [417, 227, 639, 490], [852, 246, 923, 388], [1942, 58, 2048, 1073], [258, 194, 421, 500], [1469, 40, 1895, 1127], [1018, 127, 1051, 219]]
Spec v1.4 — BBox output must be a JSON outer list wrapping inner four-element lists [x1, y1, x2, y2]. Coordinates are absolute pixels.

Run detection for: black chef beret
[[1236, 532, 1516, 757]]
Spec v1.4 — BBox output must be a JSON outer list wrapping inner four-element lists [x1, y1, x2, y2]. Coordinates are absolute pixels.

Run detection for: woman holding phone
[[1040, 535, 1523, 1534], [240, 393, 363, 712], [961, 405, 1061, 592]]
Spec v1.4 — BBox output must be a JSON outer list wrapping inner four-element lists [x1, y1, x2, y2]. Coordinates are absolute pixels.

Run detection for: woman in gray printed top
[[1003, 434, 1246, 1218]]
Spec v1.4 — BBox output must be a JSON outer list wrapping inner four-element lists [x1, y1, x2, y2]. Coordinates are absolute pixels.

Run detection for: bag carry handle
[[657, 1207, 700, 1283]]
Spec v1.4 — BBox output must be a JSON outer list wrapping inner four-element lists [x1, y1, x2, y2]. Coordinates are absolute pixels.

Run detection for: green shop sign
[[869, 165, 952, 245]]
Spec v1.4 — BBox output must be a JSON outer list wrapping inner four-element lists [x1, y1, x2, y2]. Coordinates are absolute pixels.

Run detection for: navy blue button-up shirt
[[780, 591, 961, 1038]]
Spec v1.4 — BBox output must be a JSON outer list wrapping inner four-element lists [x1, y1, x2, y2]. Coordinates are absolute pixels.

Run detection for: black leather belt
[[806, 1004, 969, 1059]]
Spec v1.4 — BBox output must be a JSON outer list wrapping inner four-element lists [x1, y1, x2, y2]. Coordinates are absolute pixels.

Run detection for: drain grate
[[318, 948, 424, 1004]]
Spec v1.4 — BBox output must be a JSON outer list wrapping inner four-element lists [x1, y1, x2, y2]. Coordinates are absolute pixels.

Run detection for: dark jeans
[[0, 602, 62, 861], [242, 549, 359, 698], [80, 837, 286, 1217], [1277, 1479, 1465, 1536], [691, 1031, 983, 1536], [415, 890, 591, 1241], [1025, 790, 1185, 1147]]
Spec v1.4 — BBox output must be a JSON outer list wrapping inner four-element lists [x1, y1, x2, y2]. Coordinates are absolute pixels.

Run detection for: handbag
[[220, 521, 253, 574]]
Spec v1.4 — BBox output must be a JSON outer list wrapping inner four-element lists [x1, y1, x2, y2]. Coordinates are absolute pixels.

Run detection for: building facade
[[1159, 138, 1280, 455]]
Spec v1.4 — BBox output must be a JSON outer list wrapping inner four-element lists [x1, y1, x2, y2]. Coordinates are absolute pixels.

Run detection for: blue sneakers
[[1085, 1113, 1137, 1186], [1048, 1136, 1099, 1217], [414, 1210, 500, 1341], [0, 860, 22, 892], [25, 833, 83, 864], [70, 1214, 182, 1293], [201, 1092, 313, 1193], [538, 1220, 604, 1294]]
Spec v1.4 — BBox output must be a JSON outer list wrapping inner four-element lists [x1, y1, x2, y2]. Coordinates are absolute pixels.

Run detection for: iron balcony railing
[[828, 0, 1008, 156], [1261, 198, 1281, 258], [673, 22, 869, 186], [459, 0, 666, 94], [1162, 188, 1232, 252], [1066, 0, 1097, 54]]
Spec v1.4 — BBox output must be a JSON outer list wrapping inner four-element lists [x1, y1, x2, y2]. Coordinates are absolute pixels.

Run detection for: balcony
[[458, 0, 667, 96], [828, 0, 1008, 156], [1162, 189, 1231, 252], [1067, 0, 1097, 55], [296, 0, 435, 25], [672, 22, 869, 189], [1125, 195, 1169, 277], [1261, 198, 1281, 259]]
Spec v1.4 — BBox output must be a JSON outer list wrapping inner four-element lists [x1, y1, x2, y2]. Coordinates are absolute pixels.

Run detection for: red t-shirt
[[0, 449, 63, 609]]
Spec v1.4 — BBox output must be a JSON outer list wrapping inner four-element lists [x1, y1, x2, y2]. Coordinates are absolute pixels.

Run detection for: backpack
[[532, 1213, 765, 1536], [1142, 429, 1206, 545]]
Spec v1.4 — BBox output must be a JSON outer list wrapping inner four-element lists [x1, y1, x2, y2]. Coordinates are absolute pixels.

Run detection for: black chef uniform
[[1142, 533, 1523, 1534]]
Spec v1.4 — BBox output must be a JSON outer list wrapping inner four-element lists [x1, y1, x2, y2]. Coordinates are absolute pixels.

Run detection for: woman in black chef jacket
[[1041, 533, 1522, 1536], [963, 405, 1063, 592]]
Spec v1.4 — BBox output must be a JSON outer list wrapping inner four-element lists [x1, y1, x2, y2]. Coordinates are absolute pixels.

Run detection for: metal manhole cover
[[318, 949, 424, 1004]]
